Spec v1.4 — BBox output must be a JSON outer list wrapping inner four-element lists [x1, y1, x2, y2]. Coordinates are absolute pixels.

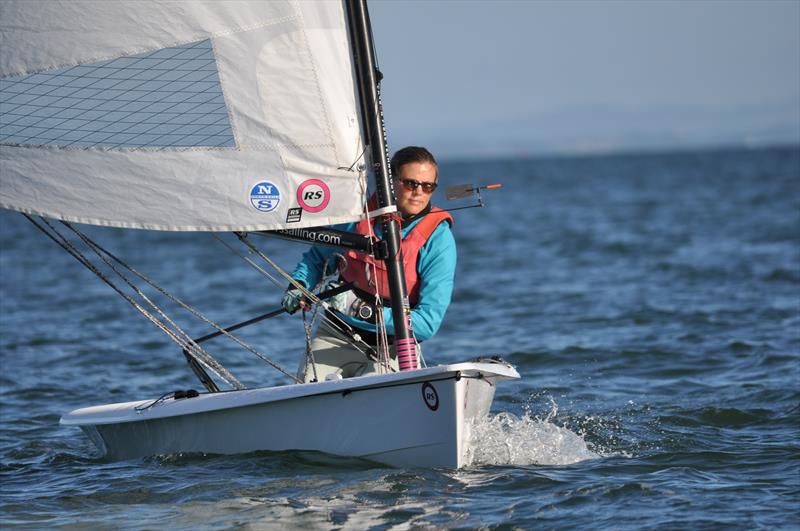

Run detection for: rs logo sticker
[[422, 382, 439, 411], [296, 179, 330, 213]]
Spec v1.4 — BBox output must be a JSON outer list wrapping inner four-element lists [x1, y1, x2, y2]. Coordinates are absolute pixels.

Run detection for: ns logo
[[250, 181, 281, 212]]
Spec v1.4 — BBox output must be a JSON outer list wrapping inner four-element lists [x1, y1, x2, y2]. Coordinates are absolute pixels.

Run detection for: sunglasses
[[397, 178, 438, 194]]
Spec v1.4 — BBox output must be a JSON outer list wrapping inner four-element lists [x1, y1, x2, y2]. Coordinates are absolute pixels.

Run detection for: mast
[[345, 0, 418, 370]]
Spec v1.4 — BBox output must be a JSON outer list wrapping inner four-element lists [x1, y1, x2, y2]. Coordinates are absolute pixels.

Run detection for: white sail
[[0, 0, 366, 231]]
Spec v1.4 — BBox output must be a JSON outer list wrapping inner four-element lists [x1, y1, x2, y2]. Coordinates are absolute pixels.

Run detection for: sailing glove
[[328, 292, 348, 314], [282, 288, 304, 314]]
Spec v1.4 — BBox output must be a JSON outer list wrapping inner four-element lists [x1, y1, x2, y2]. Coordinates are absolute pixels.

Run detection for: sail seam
[[0, 15, 303, 80], [0, 142, 335, 152], [1, 39, 235, 148], [0, 203, 367, 232], [208, 36, 239, 150], [294, 2, 339, 164]]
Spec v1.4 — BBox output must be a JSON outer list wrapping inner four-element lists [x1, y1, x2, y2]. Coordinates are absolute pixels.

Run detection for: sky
[[368, 0, 800, 159]]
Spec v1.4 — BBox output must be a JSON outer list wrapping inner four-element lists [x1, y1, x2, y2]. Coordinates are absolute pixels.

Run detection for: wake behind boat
[[0, 0, 519, 467]]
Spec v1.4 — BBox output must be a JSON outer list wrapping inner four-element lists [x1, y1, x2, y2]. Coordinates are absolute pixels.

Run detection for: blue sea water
[[1, 146, 798, 529]]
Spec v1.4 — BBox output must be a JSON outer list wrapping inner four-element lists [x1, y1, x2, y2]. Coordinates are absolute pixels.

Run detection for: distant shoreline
[[437, 142, 800, 164]]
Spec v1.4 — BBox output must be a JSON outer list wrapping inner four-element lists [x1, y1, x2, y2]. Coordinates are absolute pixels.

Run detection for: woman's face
[[394, 161, 437, 217]]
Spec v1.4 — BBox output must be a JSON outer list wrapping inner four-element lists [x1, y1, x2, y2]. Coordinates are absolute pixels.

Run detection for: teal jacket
[[290, 217, 456, 341]]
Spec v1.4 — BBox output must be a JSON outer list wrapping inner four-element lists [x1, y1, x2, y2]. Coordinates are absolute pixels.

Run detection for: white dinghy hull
[[61, 361, 519, 468]]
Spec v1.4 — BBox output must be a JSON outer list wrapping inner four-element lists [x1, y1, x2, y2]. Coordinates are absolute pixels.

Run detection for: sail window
[[0, 39, 235, 149]]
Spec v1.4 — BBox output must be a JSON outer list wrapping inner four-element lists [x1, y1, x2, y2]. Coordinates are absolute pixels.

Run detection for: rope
[[301, 253, 346, 381], [362, 203, 393, 373], [299, 253, 341, 383], [60, 224, 299, 383], [24, 215, 244, 389], [231, 232, 377, 358], [61, 222, 231, 376]]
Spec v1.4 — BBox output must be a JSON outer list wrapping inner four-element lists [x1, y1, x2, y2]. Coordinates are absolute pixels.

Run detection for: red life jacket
[[340, 207, 453, 306]]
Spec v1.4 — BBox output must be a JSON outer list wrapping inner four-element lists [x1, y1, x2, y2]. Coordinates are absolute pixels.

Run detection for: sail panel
[[0, 0, 366, 231], [0, 147, 366, 231], [0, 39, 234, 149], [0, 1, 299, 78]]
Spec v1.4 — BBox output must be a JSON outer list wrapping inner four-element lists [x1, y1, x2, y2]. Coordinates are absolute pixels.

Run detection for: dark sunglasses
[[397, 178, 438, 194]]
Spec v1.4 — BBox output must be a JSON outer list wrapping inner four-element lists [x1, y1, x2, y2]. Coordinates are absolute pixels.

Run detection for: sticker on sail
[[250, 182, 281, 212], [297, 179, 331, 213], [286, 207, 302, 223], [421, 382, 439, 411]]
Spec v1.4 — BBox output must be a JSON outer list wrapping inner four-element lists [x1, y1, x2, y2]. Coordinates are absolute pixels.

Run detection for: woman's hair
[[390, 146, 438, 178]]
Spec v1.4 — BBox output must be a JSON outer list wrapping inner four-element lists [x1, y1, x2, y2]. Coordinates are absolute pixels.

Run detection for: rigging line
[[223, 233, 377, 358], [352, 150, 392, 368], [302, 255, 338, 381], [362, 202, 388, 368], [345, 144, 368, 172], [24, 215, 243, 389], [229, 233, 357, 337], [51, 222, 242, 390], [360, 190, 394, 371], [315, 308, 376, 360], [31, 217, 200, 360], [235, 233, 330, 380], [60, 223, 203, 346], [234, 232, 321, 303], [302, 308, 319, 382], [217, 231, 382, 367], [53, 220, 242, 388], [63, 225, 300, 385], [212, 233, 294, 294]]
